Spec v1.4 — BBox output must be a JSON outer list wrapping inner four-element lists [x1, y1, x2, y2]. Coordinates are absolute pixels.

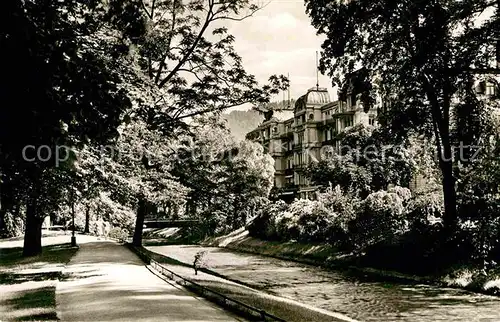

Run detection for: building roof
[[321, 101, 339, 110], [295, 87, 331, 111], [305, 87, 330, 104]]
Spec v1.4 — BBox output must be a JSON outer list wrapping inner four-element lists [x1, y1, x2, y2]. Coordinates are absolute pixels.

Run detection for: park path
[[56, 241, 243, 321]]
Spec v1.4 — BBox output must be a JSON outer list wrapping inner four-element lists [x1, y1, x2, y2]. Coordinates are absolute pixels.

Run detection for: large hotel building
[[246, 70, 380, 201], [246, 68, 500, 201]]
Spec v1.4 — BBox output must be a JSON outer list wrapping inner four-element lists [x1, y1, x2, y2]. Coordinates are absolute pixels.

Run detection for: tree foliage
[[0, 0, 132, 255], [305, 123, 416, 197], [101, 0, 289, 133], [305, 0, 500, 234]]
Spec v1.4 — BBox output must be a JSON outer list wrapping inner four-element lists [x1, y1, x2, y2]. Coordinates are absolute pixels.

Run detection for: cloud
[[222, 2, 336, 109], [268, 12, 298, 29]]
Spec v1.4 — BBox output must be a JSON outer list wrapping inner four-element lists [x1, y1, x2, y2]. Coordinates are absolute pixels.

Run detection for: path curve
[[56, 241, 243, 321]]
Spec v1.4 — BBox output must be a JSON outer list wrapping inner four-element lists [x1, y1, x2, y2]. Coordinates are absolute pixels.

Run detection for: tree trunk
[[132, 196, 147, 246], [438, 122, 458, 239], [424, 76, 458, 241], [173, 203, 179, 219], [185, 200, 191, 218], [84, 204, 90, 234], [0, 180, 3, 233], [23, 198, 43, 257], [441, 159, 458, 234]]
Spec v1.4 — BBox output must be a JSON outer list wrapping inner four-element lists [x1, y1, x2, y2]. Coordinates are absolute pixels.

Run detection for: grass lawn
[[0, 242, 78, 321]]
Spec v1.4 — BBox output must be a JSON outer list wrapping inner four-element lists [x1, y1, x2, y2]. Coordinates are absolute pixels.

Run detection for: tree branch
[[175, 101, 254, 121], [158, 2, 215, 88], [155, 0, 179, 84], [141, 0, 152, 19], [212, 0, 270, 21], [177, 68, 204, 83]]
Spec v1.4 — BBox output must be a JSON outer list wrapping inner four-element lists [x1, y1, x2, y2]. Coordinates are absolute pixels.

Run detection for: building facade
[[247, 69, 500, 201], [246, 72, 378, 200]]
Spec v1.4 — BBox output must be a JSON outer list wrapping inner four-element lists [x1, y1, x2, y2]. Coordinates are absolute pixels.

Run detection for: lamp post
[[71, 188, 77, 247]]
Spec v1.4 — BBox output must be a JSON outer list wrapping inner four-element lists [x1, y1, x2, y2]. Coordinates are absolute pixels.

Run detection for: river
[[146, 244, 500, 321]]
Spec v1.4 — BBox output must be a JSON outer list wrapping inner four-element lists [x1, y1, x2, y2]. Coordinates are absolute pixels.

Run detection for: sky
[[221, 2, 496, 112], [223, 0, 337, 111]]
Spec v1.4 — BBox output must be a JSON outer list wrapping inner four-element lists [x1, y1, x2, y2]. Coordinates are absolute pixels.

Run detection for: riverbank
[[135, 243, 357, 321], [144, 241, 500, 321], [144, 227, 500, 297], [202, 228, 500, 297]]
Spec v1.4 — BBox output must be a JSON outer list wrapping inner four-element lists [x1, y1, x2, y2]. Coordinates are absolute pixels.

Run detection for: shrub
[[314, 186, 358, 248], [407, 190, 444, 231], [199, 210, 229, 236], [349, 187, 409, 250], [2, 211, 25, 238], [108, 227, 129, 243], [248, 200, 289, 240], [294, 201, 331, 242]]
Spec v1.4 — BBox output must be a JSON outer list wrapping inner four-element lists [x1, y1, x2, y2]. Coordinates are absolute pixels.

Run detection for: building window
[[309, 113, 314, 121], [350, 95, 356, 108], [344, 116, 353, 128], [486, 82, 496, 96], [298, 132, 304, 145], [326, 129, 331, 141], [369, 116, 375, 126]]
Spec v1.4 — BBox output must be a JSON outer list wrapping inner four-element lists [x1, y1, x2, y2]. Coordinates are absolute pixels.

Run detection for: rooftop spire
[[287, 72, 291, 108], [282, 88, 285, 110], [316, 51, 319, 90]]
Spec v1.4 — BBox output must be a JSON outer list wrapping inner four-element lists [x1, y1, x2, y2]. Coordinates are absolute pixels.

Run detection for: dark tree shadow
[[5, 286, 58, 321], [0, 271, 61, 285], [0, 243, 77, 269]]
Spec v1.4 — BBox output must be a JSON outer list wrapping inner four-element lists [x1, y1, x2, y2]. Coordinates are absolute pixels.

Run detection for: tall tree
[[0, 0, 132, 255], [305, 0, 500, 237], [97, 120, 189, 246], [103, 0, 289, 130], [100, 0, 288, 242]]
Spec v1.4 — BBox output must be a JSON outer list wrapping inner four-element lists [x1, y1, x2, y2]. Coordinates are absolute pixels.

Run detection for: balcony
[[294, 124, 304, 131], [280, 130, 294, 139]]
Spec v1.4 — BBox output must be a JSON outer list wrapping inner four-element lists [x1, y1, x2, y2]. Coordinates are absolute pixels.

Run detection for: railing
[[142, 219, 199, 228], [133, 247, 285, 322]]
